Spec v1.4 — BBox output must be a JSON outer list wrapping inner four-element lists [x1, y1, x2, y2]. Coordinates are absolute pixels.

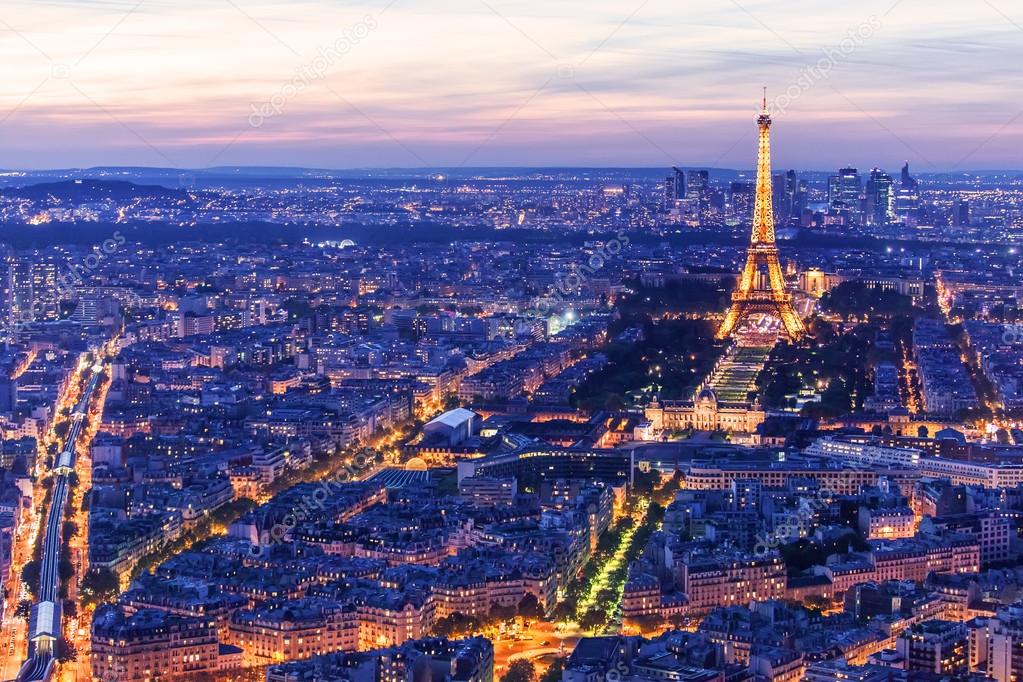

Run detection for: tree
[[517, 593, 545, 619], [602, 394, 626, 411], [653, 471, 682, 505], [820, 281, 913, 319], [632, 469, 659, 497], [595, 589, 617, 609], [21, 560, 40, 595], [647, 502, 666, 524], [58, 556, 74, 582], [56, 637, 77, 663], [433, 612, 480, 638], [81, 568, 120, 607], [501, 660, 536, 682], [579, 608, 606, 631], [489, 603, 517, 623], [538, 658, 566, 682], [551, 597, 576, 622]]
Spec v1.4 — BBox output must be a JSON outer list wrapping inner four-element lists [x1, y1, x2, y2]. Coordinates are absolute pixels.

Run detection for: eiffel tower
[[717, 89, 805, 342]]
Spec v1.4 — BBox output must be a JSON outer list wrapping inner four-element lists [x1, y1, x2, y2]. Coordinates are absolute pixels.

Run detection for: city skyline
[[3, 4, 1023, 682], [1, 0, 1021, 170]]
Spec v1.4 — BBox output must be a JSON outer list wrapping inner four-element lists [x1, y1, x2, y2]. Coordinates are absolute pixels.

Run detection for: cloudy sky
[[0, 0, 1021, 170]]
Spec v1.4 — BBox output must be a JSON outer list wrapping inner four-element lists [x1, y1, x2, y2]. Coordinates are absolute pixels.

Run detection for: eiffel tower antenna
[[716, 90, 805, 342]]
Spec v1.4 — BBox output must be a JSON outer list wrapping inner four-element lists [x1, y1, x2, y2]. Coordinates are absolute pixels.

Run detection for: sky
[[0, 0, 1021, 170]]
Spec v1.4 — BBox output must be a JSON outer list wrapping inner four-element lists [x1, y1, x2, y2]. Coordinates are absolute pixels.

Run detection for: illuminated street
[[576, 499, 649, 621], [13, 350, 113, 682]]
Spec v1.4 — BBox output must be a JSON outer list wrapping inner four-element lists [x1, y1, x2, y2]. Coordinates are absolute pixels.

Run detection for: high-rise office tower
[[729, 181, 755, 224], [785, 170, 798, 197], [866, 168, 895, 227], [792, 176, 808, 221], [895, 162, 920, 224], [8, 257, 34, 325], [710, 187, 726, 217], [780, 170, 798, 224], [686, 170, 711, 222], [663, 167, 686, 208], [772, 173, 790, 225], [954, 199, 970, 227], [901, 161, 918, 190], [828, 167, 863, 225], [5, 253, 62, 326], [0, 245, 14, 326], [30, 257, 62, 322], [0, 374, 17, 414]]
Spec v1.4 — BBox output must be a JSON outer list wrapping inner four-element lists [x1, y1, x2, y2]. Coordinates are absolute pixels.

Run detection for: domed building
[[644, 386, 766, 436]]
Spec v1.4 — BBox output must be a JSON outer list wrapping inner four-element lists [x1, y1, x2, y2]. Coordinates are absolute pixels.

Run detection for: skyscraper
[[0, 245, 14, 327], [782, 170, 799, 224], [772, 172, 790, 226], [8, 257, 34, 325], [32, 258, 61, 321], [791, 174, 808, 223], [895, 162, 920, 225], [954, 199, 970, 227], [729, 181, 755, 225], [901, 161, 917, 189], [686, 170, 711, 222], [828, 167, 863, 225], [663, 167, 686, 208], [4, 252, 62, 327], [866, 168, 895, 227]]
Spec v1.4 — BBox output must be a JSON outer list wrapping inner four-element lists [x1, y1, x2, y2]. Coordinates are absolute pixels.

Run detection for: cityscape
[[2, 2, 1023, 682]]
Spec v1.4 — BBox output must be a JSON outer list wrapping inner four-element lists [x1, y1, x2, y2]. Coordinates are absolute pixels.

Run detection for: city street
[[491, 621, 578, 676], [1, 519, 35, 681]]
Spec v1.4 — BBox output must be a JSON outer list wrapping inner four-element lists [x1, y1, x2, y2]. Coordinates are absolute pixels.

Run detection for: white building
[[920, 458, 1023, 489], [805, 436, 921, 468], [423, 408, 478, 446]]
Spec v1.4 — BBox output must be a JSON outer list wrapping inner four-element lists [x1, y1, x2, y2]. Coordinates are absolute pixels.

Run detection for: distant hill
[[0, 179, 190, 203]]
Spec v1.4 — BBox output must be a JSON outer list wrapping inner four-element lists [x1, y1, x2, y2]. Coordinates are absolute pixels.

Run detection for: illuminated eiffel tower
[[716, 89, 806, 342]]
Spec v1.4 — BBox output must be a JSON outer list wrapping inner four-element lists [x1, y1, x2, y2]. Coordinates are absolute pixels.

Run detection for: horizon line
[[3, 165, 1023, 175]]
